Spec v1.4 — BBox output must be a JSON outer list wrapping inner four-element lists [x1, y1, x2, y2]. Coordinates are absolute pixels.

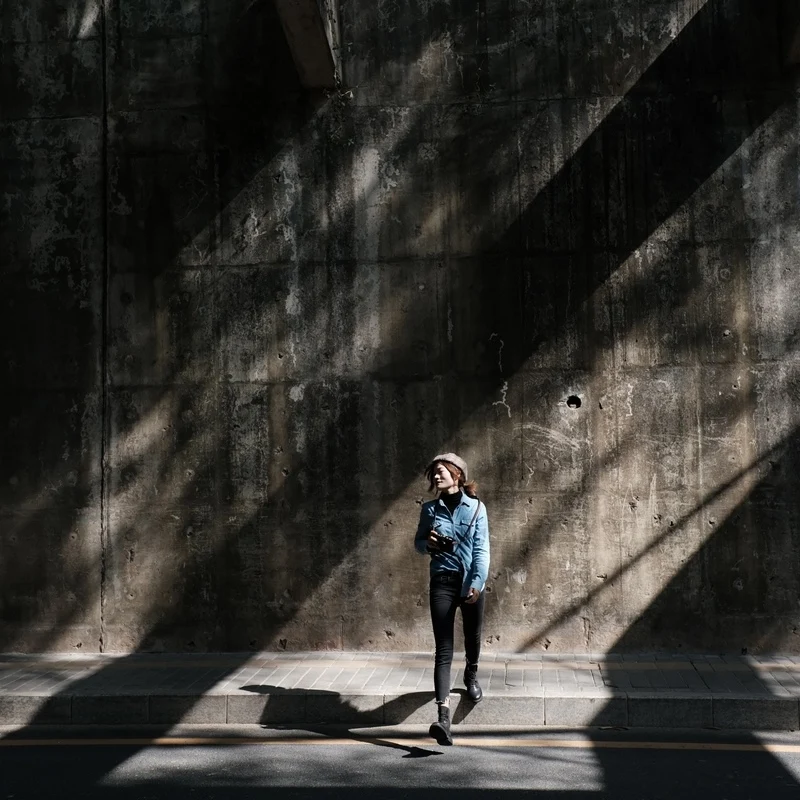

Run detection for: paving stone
[[628, 670, 652, 689], [603, 674, 632, 689], [362, 672, 392, 690], [488, 674, 509, 691], [346, 669, 378, 691], [523, 669, 542, 687], [559, 670, 578, 685], [574, 670, 598, 687], [661, 671, 688, 688], [506, 668, 524, 687]]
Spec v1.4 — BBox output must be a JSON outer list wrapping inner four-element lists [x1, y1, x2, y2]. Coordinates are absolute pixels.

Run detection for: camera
[[429, 533, 456, 554]]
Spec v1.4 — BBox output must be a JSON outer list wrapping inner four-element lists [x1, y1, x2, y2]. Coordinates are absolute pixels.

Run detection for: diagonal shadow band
[[240, 683, 443, 756], [2, 0, 800, 795], [517, 430, 794, 651]]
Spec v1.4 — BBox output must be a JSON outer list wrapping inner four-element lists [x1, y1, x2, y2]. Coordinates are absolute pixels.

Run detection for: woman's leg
[[461, 590, 486, 666], [460, 591, 486, 702], [429, 575, 459, 702]]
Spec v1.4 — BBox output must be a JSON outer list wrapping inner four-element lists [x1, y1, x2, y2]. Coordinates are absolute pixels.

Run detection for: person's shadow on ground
[[238, 684, 479, 758]]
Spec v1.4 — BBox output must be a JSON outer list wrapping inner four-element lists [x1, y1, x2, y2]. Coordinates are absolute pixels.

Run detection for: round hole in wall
[[566, 395, 582, 409]]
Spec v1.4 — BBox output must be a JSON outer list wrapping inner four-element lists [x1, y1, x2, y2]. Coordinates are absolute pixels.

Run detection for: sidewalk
[[2, 652, 800, 730]]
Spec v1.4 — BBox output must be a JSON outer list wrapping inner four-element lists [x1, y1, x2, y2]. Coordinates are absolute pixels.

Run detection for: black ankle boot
[[429, 702, 453, 745], [464, 663, 483, 703]]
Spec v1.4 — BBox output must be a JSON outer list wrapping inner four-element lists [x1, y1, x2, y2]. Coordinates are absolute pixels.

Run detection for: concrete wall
[[2, 0, 800, 654]]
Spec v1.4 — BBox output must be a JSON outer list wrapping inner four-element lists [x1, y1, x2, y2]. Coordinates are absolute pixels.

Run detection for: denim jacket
[[414, 493, 490, 598]]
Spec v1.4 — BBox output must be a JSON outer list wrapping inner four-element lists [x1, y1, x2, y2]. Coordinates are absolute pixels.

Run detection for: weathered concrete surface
[[2, 0, 800, 657], [0, 0, 105, 652]]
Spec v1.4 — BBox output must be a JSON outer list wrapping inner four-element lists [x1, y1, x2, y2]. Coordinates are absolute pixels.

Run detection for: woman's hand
[[464, 587, 481, 604]]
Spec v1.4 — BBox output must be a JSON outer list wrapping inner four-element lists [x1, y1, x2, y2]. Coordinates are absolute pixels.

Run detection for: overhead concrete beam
[[782, 0, 800, 64], [788, 30, 800, 65], [273, 0, 341, 90]]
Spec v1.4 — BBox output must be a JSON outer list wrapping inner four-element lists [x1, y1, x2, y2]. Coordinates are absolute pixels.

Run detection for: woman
[[414, 453, 490, 746]]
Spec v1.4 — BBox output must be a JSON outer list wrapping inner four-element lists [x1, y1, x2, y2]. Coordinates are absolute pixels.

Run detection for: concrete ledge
[[149, 695, 227, 725], [545, 694, 627, 727], [383, 692, 435, 724], [72, 696, 149, 725], [453, 695, 545, 726], [713, 696, 799, 731], [227, 693, 306, 724], [306, 694, 384, 725], [0, 695, 72, 725], [3, 690, 800, 730], [627, 694, 713, 728]]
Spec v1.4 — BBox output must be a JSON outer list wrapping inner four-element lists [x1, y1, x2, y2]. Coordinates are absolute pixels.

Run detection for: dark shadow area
[[0, 0, 362, 786], [518, 432, 795, 652], [452, 0, 796, 380], [608, 424, 800, 651], [1, 0, 800, 796], [491, 0, 800, 646], [240, 683, 442, 757]]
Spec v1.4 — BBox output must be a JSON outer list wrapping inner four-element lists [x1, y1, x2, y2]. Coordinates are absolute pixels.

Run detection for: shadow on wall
[[0, 0, 796, 655], [479, 0, 800, 651], [604, 423, 800, 653], [0, 0, 799, 787], [515, 426, 800, 654], [0, 0, 325, 654], [0, 0, 797, 679], [573, 426, 800, 796], [0, 0, 799, 796]]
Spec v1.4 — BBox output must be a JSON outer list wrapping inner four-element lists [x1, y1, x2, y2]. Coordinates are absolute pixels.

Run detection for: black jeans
[[429, 570, 486, 702]]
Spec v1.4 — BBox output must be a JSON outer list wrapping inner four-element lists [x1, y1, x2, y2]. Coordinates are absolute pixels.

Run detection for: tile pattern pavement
[[2, 652, 800, 729]]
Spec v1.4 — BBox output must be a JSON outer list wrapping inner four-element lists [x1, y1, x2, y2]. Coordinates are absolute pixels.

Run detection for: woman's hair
[[426, 461, 479, 498]]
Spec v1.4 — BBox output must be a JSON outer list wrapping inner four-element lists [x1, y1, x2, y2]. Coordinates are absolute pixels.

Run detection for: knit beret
[[427, 453, 468, 482]]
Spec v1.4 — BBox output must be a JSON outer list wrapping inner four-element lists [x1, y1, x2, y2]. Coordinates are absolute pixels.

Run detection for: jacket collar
[[436, 492, 473, 509]]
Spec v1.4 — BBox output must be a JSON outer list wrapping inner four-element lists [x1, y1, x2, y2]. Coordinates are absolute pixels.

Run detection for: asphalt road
[[3, 726, 800, 799]]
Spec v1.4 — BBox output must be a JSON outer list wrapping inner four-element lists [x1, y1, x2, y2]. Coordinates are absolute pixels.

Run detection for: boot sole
[[429, 721, 453, 746]]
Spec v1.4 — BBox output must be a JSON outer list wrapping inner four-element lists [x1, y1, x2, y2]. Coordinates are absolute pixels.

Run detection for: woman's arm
[[414, 503, 435, 554], [468, 504, 490, 591]]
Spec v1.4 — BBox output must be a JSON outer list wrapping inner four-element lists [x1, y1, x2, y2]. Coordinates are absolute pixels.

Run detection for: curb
[[2, 692, 798, 730]]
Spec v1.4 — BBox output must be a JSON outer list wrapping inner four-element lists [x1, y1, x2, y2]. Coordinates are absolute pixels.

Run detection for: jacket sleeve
[[468, 503, 490, 591], [414, 503, 435, 555]]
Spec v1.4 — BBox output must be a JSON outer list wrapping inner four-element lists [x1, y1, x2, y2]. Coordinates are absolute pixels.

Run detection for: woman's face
[[432, 462, 458, 492]]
